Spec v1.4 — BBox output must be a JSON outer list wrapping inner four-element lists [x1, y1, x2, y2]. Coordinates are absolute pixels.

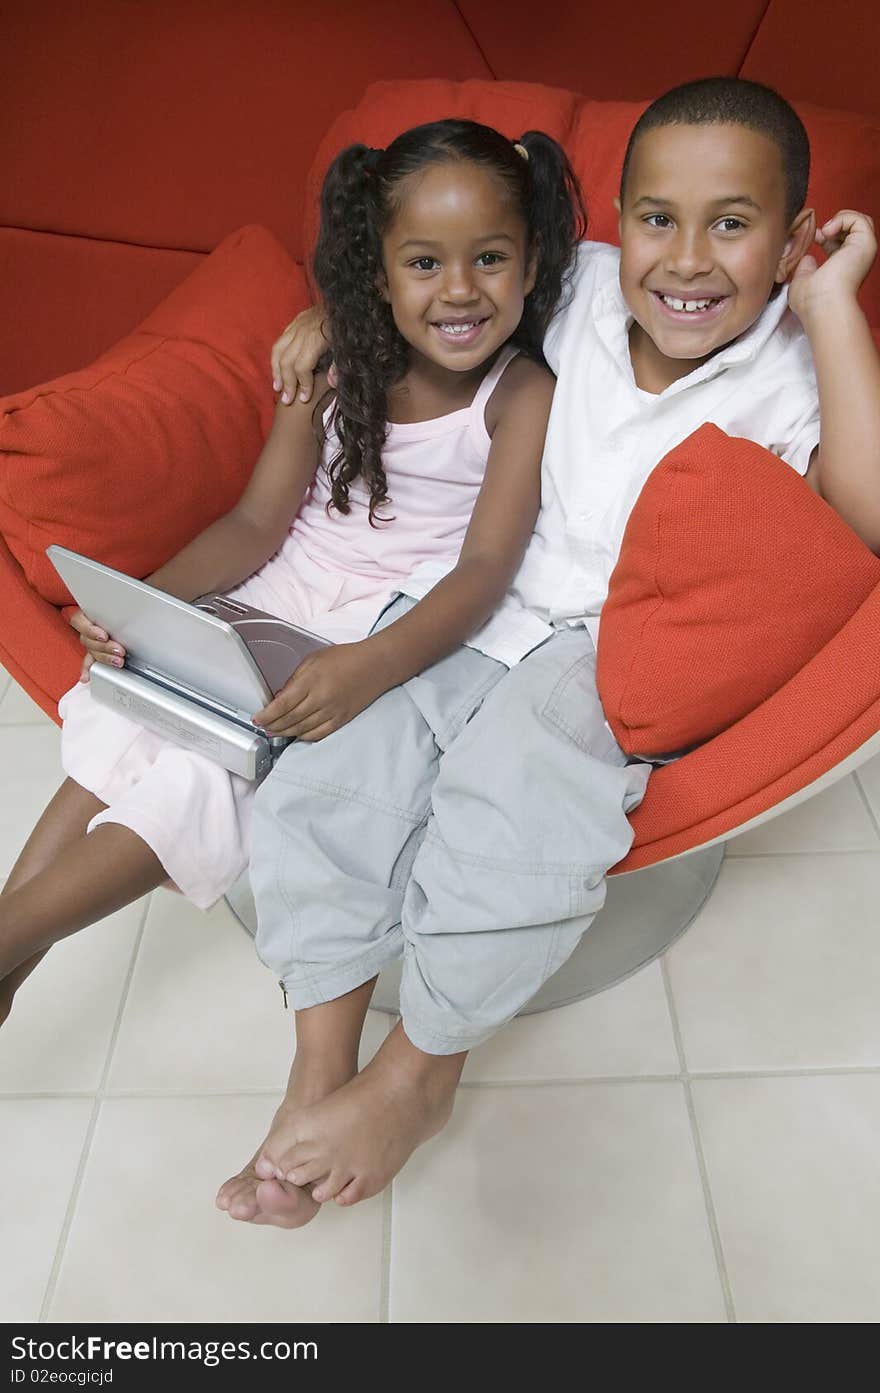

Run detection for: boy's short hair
[[619, 77, 810, 223]]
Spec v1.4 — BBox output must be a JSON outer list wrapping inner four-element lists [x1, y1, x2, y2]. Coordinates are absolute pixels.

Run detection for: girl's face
[[380, 160, 536, 376]]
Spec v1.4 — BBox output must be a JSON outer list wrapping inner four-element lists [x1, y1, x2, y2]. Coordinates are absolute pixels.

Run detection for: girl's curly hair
[[313, 118, 587, 522]]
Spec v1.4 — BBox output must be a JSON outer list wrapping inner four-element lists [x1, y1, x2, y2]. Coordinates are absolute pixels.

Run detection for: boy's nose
[[664, 229, 713, 279]]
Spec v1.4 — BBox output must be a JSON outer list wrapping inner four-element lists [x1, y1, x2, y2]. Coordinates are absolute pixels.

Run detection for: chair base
[[225, 842, 724, 1017]]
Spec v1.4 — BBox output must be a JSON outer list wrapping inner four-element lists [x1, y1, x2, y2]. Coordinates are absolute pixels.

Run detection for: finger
[[79, 653, 94, 682], [270, 323, 297, 390], [81, 636, 125, 661], [252, 685, 312, 728], [69, 612, 108, 641], [295, 365, 315, 404], [263, 702, 334, 739], [265, 707, 330, 739], [294, 718, 338, 743]]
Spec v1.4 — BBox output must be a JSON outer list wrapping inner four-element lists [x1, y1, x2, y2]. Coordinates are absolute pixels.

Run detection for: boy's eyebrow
[[631, 194, 762, 211]]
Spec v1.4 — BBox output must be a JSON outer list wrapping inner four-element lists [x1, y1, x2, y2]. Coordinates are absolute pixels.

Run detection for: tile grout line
[[9, 1061, 880, 1104], [660, 955, 737, 1324], [379, 1184, 393, 1324], [37, 892, 152, 1322], [853, 771, 880, 841]]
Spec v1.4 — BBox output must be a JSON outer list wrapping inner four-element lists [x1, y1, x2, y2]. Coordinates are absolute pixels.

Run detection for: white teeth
[[659, 294, 717, 313], [436, 321, 479, 335]]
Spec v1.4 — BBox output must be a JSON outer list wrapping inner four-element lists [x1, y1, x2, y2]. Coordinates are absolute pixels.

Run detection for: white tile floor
[[2, 665, 880, 1324]]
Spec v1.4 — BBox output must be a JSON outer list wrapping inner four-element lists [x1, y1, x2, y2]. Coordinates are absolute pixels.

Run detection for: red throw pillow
[[596, 424, 880, 757], [0, 225, 307, 605]]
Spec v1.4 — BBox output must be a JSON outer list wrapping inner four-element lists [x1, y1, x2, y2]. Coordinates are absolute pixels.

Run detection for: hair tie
[[513, 142, 529, 162]]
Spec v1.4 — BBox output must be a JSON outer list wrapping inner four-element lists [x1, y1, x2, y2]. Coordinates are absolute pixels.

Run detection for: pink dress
[[59, 348, 518, 908]]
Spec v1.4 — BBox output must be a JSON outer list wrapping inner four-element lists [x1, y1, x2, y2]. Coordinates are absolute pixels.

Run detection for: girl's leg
[[0, 778, 166, 1021], [0, 777, 105, 1018]]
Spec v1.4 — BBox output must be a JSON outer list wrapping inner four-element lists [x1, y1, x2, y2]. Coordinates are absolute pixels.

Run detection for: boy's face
[[617, 122, 813, 389]]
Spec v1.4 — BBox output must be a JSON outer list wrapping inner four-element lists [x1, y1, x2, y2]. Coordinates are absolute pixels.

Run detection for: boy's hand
[[253, 642, 389, 741], [68, 609, 126, 682], [788, 210, 877, 324], [271, 306, 333, 405]]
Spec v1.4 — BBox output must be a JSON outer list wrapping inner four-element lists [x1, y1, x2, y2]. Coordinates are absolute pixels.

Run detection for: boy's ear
[[776, 207, 816, 283]]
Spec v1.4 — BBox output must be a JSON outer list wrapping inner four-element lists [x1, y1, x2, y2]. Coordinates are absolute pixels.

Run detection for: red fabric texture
[[0, 226, 307, 606], [741, 0, 880, 121], [619, 583, 880, 869], [0, 228, 204, 398], [1, 1, 489, 264], [454, 0, 768, 100], [597, 425, 880, 757], [302, 79, 880, 325]]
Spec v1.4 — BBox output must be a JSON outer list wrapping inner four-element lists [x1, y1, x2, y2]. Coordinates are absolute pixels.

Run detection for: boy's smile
[[617, 123, 814, 392]]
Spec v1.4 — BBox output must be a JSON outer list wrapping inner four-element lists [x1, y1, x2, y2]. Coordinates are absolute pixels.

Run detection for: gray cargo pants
[[250, 598, 651, 1054]]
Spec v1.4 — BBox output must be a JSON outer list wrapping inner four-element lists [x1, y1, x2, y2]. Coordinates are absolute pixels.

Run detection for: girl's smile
[[381, 161, 536, 384]]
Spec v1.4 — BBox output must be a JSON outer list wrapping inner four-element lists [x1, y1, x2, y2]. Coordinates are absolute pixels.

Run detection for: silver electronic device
[[46, 545, 331, 779]]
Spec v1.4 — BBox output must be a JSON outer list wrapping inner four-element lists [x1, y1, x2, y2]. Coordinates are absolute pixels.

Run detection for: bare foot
[[260, 1022, 466, 1207], [216, 1053, 356, 1227], [215, 1146, 319, 1228]]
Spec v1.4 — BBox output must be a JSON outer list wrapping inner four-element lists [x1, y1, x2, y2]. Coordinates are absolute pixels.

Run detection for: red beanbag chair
[[0, 225, 307, 605], [597, 424, 880, 758]]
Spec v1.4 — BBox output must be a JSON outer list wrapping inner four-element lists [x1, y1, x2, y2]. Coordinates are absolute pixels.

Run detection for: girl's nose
[[440, 265, 479, 302]]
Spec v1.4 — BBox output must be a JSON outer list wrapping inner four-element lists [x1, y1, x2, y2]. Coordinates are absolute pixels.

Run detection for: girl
[[0, 119, 586, 1027]]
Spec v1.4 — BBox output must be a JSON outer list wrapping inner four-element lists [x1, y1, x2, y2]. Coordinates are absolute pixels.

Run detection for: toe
[[334, 1176, 367, 1206], [254, 1178, 320, 1229], [311, 1167, 354, 1204], [285, 1157, 325, 1186], [215, 1172, 255, 1213], [254, 1153, 281, 1181]]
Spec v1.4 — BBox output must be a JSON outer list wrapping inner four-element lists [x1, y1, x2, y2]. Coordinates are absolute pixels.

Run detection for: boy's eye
[[643, 213, 673, 229], [716, 217, 746, 233]]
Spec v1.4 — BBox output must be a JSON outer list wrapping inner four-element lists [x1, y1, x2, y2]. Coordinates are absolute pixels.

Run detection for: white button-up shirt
[[509, 241, 821, 646]]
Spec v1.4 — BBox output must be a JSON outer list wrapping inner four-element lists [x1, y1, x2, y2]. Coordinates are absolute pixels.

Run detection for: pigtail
[[312, 144, 408, 522], [513, 131, 588, 361]]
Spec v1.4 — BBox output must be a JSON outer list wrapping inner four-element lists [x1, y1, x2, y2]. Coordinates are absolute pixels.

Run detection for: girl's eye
[[716, 217, 746, 233], [410, 257, 439, 271], [475, 252, 505, 267], [643, 214, 673, 229]]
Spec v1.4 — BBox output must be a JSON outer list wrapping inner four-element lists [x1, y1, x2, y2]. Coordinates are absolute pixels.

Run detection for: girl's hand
[[252, 643, 389, 741], [271, 306, 333, 405], [68, 609, 126, 682], [789, 210, 877, 324]]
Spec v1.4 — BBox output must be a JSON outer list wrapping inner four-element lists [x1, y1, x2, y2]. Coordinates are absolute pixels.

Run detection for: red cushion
[[0, 226, 307, 606], [304, 80, 880, 326], [596, 424, 880, 757]]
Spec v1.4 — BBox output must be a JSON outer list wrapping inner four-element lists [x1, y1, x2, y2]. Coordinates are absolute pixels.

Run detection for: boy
[[217, 78, 880, 1228]]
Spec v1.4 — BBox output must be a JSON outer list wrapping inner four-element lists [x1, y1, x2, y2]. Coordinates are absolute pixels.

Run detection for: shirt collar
[[594, 273, 792, 399]]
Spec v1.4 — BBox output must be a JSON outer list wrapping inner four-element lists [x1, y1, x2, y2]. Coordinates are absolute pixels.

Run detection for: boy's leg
[[216, 977, 377, 1227], [263, 632, 651, 1205], [399, 630, 651, 1053], [0, 778, 166, 1023], [219, 603, 507, 1223]]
